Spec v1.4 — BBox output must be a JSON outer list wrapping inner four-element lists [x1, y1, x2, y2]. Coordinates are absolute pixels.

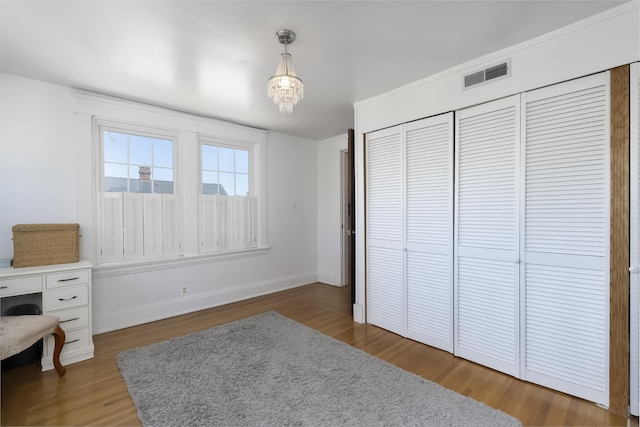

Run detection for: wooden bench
[[0, 315, 66, 376]]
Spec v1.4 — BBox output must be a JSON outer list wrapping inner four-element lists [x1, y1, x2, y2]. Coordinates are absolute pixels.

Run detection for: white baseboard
[[317, 270, 341, 286], [92, 273, 317, 334]]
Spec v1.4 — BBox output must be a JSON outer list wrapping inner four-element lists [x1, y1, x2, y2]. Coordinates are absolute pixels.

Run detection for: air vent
[[463, 60, 510, 89]]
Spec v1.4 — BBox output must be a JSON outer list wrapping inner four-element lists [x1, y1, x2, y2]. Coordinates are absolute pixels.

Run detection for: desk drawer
[[0, 275, 42, 297], [45, 327, 90, 357], [55, 306, 89, 331], [45, 286, 88, 311], [46, 270, 90, 289]]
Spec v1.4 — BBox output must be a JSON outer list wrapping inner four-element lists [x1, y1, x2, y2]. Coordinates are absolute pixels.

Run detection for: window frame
[[95, 118, 182, 265], [198, 134, 261, 253]]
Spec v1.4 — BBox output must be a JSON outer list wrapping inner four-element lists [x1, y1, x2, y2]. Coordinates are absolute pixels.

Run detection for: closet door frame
[[630, 62, 639, 416]]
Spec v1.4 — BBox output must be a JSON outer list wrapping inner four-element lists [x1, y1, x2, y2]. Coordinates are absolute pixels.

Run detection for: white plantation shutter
[[101, 192, 124, 263], [521, 72, 609, 406], [162, 195, 181, 257], [143, 194, 164, 258], [201, 195, 218, 251], [200, 195, 256, 252], [366, 125, 404, 335], [217, 196, 230, 248], [405, 113, 453, 351], [455, 95, 520, 376], [123, 193, 144, 261]]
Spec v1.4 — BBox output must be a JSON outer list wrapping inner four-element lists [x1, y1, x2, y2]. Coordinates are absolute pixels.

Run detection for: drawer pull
[[65, 339, 80, 345], [60, 317, 80, 323], [57, 277, 80, 282], [58, 296, 78, 301], [0, 286, 8, 289]]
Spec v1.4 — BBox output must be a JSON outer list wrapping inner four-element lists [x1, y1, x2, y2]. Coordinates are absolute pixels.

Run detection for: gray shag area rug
[[117, 311, 521, 426]]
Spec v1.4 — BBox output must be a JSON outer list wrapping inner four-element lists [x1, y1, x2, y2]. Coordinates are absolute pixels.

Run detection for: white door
[[630, 62, 640, 416], [521, 72, 610, 406], [405, 113, 454, 352], [455, 95, 521, 377], [366, 125, 405, 335]]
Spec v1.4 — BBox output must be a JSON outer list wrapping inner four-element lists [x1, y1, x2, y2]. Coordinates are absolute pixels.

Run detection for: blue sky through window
[[103, 130, 174, 193], [201, 144, 250, 196]]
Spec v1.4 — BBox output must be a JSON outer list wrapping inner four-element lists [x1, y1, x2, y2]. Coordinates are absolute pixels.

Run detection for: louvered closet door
[[455, 95, 520, 376], [631, 62, 640, 417], [405, 113, 454, 351], [366, 125, 404, 335], [521, 72, 610, 406]]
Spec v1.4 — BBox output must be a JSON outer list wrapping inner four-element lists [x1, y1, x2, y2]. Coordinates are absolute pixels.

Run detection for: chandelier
[[267, 29, 303, 114]]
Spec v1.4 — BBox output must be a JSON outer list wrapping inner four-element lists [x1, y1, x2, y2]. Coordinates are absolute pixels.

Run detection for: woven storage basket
[[12, 224, 79, 267]]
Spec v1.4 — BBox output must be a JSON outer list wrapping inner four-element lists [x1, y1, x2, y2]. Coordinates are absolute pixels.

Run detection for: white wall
[[352, 2, 640, 321], [0, 74, 77, 261], [317, 134, 347, 286], [0, 73, 319, 333]]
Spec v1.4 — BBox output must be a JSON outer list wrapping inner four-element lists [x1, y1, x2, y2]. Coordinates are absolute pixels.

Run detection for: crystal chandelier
[[267, 29, 303, 114]]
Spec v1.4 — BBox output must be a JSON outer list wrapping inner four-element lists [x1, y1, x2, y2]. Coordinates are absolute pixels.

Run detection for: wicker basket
[[12, 224, 79, 267]]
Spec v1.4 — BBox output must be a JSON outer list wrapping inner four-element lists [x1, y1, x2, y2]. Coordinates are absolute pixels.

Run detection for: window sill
[[92, 247, 271, 279]]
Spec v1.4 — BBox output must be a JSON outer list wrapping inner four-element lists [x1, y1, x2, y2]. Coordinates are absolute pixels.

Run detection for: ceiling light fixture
[[267, 29, 303, 114]]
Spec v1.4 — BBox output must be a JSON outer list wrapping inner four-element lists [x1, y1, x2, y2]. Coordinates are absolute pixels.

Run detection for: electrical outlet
[[181, 285, 188, 295]]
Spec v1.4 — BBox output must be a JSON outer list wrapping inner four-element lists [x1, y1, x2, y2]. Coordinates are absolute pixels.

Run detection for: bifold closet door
[[366, 114, 454, 349], [454, 95, 521, 377], [521, 72, 610, 406], [629, 62, 639, 416], [405, 113, 454, 352], [366, 125, 404, 336]]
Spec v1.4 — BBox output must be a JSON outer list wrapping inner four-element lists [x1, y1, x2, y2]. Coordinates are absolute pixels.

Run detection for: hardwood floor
[[1, 282, 634, 426]]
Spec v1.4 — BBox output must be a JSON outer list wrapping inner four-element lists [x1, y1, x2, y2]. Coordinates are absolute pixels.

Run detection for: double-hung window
[[98, 121, 180, 263], [200, 137, 257, 252]]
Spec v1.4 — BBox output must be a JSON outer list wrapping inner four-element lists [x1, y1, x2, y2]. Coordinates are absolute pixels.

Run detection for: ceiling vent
[[463, 60, 510, 89]]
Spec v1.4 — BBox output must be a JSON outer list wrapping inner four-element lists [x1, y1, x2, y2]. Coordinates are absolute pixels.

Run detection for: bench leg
[[52, 324, 66, 377]]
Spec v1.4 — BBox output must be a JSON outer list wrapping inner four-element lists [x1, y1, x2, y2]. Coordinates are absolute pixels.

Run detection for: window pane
[[202, 171, 220, 195], [104, 163, 127, 192], [235, 149, 249, 174], [219, 147, 234, 172], [130, 135, 153, 165], [202, 170, 218, 185], [155, 181, 173, 194], [202, 145, 218, 170], [219, 172, 234, 195], [130, 165, 151, 193], [153, 167, 173, 182], [154, 138, 173, 168], [236, 173, 249, 196], [153, 167, 174, 194], [104, 163, 128, 192], [104, 131, 128, 163], [105, 162, 128, 178]]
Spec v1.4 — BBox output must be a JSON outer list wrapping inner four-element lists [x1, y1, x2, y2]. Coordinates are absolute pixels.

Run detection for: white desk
[[0, 260, 94, 371]]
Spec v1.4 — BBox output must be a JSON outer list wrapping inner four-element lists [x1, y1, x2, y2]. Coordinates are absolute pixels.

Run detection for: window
[[104, 130, 174, 194], [201, 145, 249, 196], [98, 122, 180, 264], [200, 138, 257, 252]]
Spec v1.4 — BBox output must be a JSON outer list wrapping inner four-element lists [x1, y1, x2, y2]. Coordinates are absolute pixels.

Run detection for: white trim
[[73, 89, 267, 137], [354, 2, 637, 110], [630, 61, 640, 416], [92, 246, 271, 279]]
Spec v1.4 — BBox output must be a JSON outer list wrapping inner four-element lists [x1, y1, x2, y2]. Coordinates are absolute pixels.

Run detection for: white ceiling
[[0, 1, 629, 140]]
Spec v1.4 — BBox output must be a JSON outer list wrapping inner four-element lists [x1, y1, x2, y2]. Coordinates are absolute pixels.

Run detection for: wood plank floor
[[1, 282, 635, 426]]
